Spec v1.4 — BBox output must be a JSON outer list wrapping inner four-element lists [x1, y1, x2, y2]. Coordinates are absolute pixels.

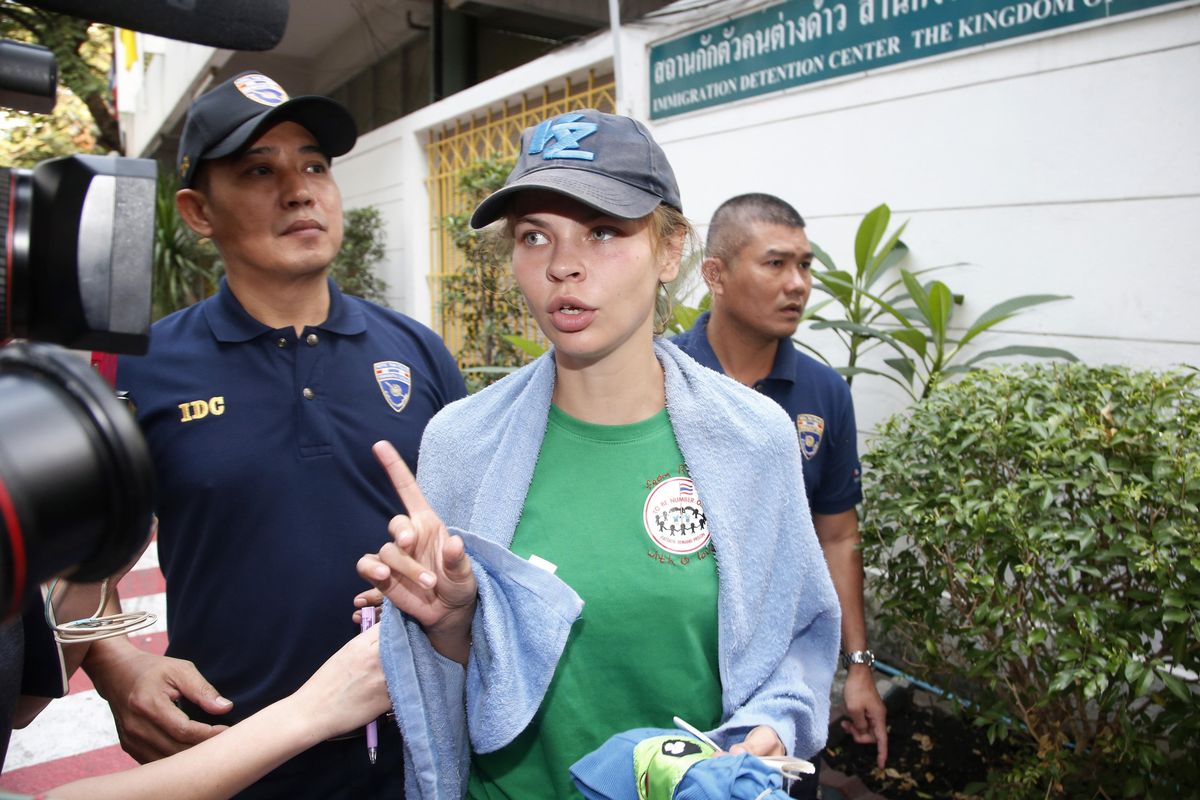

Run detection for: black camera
[[0, 44, 158, 621], [0, 2, 292, 620]]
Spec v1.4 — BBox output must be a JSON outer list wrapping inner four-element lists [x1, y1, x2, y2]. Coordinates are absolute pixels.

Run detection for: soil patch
[[822, 689, 1030, 799]]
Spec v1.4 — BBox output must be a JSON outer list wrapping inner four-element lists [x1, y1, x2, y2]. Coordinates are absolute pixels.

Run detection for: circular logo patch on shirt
[[373, 360, 412, 413], [643, 477, 710, 554], [796, 413, 825, 460], [234, 73, 289, 107]]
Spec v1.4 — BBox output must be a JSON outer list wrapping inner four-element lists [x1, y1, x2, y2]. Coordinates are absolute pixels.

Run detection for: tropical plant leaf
[[811, 273, 916, 329], [813, 269, 855, 307], [671, 303, 703, 333], [799, 298, 833, 321], [880, 261, 965, 289], [501, 334, 547, 359], [963, 345, 1079, 366], [812, 320, 917, 361], [875, 240, 910, 276], [864, 220, 908, 290], [958, 294, 1072, 349], [927, 280, 955, 341], [802, 204, 1075, 401], [152, 171, 223, 319], [884, 357, 917, 385], [835, 365, 918, 397], [901, 270, 933, 327], [890, 327, 928, 357], [854, 204, 890, 276], [810, 240, 836, 271]]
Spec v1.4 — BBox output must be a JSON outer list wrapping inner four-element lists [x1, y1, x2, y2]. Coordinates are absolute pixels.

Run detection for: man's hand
[[729, 725, 786, 758], [812, 509, 888, 768], [357, 440, 477, 664], [840, 667, 888, 768], [84, 640, 232, 763]]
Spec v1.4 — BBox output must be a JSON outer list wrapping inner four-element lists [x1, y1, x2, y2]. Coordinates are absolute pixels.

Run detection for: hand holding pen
[[361, 605, 379, 764]]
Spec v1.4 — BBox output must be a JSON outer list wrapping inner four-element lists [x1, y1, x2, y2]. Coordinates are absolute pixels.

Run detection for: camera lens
[[0, 342, 154, 619], [0, 167, 34, 342], [1, 157, 154, 354]]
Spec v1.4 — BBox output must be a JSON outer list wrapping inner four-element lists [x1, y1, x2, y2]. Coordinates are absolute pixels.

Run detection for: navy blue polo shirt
[[673, 312, 862, 515], [118, 278, 466, 723]]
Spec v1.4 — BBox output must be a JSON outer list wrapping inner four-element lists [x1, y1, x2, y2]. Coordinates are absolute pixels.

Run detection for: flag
[[119, 28, 138, 71]]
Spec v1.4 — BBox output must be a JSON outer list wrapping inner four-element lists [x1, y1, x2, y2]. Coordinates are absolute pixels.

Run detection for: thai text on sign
[[649, 0, 1186, 119]]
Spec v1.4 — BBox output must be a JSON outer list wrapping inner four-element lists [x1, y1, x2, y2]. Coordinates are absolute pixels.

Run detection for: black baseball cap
[[176, 71, 357, 189], [470, 109, 682, 229]]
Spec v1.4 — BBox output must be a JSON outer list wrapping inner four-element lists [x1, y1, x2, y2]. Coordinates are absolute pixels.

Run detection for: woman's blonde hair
[[647, 204, 698, 335]]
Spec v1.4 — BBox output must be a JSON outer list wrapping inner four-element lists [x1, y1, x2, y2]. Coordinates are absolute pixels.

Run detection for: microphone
[[24, 0, 290, 52]]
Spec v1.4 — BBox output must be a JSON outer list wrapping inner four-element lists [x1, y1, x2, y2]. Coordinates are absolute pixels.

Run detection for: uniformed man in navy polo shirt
[[82, 72, 466, 799], [673, 193, 887, 794]]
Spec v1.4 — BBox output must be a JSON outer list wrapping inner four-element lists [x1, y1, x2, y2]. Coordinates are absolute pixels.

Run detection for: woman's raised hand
[[357, 440, 478, 663]]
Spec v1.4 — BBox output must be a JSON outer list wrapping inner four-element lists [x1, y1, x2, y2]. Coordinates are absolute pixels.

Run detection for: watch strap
[[840, 649, 876, 669]]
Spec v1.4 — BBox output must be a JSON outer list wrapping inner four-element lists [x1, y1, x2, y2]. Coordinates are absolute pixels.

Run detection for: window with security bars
[[425, 71, 615, 374]]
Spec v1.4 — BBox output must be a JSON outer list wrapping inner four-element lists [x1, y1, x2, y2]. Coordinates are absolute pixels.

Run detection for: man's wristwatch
[[841, 649, 876, 669]]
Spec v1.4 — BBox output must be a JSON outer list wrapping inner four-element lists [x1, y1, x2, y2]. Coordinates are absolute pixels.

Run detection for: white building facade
[[115, 0, 1200, 432]]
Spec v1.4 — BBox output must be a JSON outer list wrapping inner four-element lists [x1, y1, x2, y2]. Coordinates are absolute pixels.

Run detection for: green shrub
[[862, 363, 1200, 798], [330, 206, 389, 304], [440, 155, 529, 390]]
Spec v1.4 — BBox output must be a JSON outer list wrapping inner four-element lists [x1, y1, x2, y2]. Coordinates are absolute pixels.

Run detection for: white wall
[[120, 1, 1200, 438], [120, 37, 224, 158], [625, 1, 1200, 433]]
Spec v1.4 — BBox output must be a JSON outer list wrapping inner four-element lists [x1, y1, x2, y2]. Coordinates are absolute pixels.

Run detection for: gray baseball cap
[[469, 109, 682, 229]]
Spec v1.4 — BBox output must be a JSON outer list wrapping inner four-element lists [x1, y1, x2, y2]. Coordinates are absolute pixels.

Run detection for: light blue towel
[[381, 338, 841, 799]]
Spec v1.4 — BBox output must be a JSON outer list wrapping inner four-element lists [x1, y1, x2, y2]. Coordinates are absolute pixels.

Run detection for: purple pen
[[360, 605, 379, 764]]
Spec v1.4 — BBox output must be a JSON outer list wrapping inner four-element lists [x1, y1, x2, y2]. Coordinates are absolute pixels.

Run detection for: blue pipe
[[873, 659, 958, 702], [873, 659, 1022, 734]]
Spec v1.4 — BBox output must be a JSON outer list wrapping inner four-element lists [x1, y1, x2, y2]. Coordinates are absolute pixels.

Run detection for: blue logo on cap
[[528, 113, 597, 161]]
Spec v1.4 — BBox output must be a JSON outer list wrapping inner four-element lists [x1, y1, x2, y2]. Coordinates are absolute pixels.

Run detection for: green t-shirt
[[468, 406, 723, 799]]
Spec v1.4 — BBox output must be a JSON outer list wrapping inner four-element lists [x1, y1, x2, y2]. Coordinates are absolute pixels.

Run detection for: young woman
[[358, 110, 841, 799]]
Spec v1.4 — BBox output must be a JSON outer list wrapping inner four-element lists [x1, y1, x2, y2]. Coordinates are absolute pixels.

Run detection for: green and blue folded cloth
[[571, 728, 793, 800]]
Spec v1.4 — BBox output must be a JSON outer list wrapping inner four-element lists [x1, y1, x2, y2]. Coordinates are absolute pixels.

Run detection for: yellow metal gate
[[426, 72, 615, 368]]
